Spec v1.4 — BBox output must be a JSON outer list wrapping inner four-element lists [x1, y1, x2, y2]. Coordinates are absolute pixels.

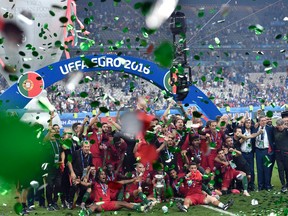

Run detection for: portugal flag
[[17, 72, 44, 98]]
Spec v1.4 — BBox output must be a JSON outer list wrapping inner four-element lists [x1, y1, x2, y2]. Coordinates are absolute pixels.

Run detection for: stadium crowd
[[16, 97, 288, 215], [1, 1, 288, 112], [40, 0, 288, 113]]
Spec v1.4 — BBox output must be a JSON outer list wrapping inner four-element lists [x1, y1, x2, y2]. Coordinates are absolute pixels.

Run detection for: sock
[[183, 205, 188, 209], [153, 188, 157, 198], [202, 184, 211, 195], [138, 192, 149, 204], [82, 192, 90, 203], [117, 189, 124, 201], [242, 176, 248, 190], [218, 203, 224, 209], [133, 204, 141, 211]]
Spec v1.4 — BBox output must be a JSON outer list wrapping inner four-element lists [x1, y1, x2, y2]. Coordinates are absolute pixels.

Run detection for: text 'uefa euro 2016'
[[59, 57, 151, 75]]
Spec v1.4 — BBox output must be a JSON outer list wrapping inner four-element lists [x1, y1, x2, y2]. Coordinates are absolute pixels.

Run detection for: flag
[[17, 72, 44, 98]]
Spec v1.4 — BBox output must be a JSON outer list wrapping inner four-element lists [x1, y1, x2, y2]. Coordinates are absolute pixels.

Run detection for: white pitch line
[[200, 205, 236, 215]]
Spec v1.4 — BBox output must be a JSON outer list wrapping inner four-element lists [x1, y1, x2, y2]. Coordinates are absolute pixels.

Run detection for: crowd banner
[[0, 54, 221, 120]]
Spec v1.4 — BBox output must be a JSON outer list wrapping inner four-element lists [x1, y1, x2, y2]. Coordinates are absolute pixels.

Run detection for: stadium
[[0, 0, 287, 215]]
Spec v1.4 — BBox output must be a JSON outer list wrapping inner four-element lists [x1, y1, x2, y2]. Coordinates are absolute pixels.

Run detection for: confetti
[[266, 111, 273, 118], [99, 107, 109, 113], [259, 98, 265, 104], [80, 42, 90, 51], [13, 202, 23, 215], [59, 16, 68, 23], [210, 142, 216, 149], [264, 156, 272, 167], [217, 19, 225, 23], [192, 111, 202, 118], [38, 97, 55, 112], [198, 8, 205, 17], [236, 116, 244, 122], [79, 92, 89, 98], [153, 41, 173, 68], [263, 60, 271, 67], [201, 76, 206, 82], [214, 37, 221, 46], [248, 24, 264, 35], [208, 44, 214, 50], [134, 2, 153, 16], [275, 34, 282, 39], [220, 121, 226, 127], [272, 62, 278, 68], [49, 10, 55, 16], [209, 180, 215, 186]]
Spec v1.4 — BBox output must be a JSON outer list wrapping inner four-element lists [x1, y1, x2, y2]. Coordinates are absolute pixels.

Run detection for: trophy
[[154, 174, 165, 202]]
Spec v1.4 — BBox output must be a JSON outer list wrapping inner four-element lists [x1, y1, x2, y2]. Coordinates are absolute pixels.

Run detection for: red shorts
[[186, 193, 206, 205], [222, 169, 241, 188], [100, 201, 118, 211]]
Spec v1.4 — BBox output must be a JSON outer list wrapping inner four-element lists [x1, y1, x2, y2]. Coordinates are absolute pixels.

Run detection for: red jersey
[[186, 147, 202, 164], [93, 182, 111, 202], [125, 170, 150, 193], [185, 170, 203, 196], [106, 141, 127, 166], [209, 131, 223, 152], [88, 128, 102, 158]]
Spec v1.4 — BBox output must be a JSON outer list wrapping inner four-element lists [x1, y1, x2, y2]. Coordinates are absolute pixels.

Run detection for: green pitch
[[0, 165, 287, 216]]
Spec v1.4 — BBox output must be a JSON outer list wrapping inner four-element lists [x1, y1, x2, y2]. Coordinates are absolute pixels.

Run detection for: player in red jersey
[[123, 163, 154, 206], [84, 168, 150, 215], [176, 162, 233, 212], [214, 148, 250, 196]]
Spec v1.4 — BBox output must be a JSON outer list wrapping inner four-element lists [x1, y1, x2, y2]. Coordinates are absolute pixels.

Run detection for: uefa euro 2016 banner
[[0, 54, 222, 121], [56, 106, 286, 128]]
